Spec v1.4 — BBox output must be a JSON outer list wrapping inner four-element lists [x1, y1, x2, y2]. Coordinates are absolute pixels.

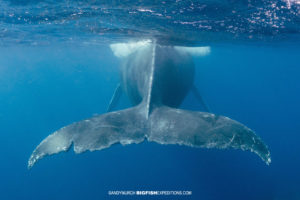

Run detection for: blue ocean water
[[1, 0, 300, 200]]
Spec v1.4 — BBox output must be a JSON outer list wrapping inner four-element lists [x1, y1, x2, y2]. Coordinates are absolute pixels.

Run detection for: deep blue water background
[[1, 0, 300, 199], [0, 44, 299, 200]]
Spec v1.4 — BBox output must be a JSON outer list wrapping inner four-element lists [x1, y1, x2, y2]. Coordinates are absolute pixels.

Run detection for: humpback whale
[[28, 41, 271, 168]]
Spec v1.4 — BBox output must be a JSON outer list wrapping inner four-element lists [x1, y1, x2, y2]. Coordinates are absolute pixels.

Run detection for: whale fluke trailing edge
[[28, 41, 271, 169]]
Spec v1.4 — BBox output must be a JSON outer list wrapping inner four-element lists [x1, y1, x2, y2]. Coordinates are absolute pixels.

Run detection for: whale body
[[28, 42, 271, 168]]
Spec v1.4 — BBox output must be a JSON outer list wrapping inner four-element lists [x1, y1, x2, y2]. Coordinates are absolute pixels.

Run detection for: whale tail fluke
[[149, 106, 271, 165], [28, 105, 146, 169], [28, 105, 270, 169]]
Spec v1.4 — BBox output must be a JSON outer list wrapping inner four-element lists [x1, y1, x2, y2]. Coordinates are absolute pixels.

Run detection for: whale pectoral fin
[[28, 106, 146, 169], [148, 107, 271, 165], [174, 46, 211, 56], [191, 85, 211, 112], [107, 83, 122, 112]]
